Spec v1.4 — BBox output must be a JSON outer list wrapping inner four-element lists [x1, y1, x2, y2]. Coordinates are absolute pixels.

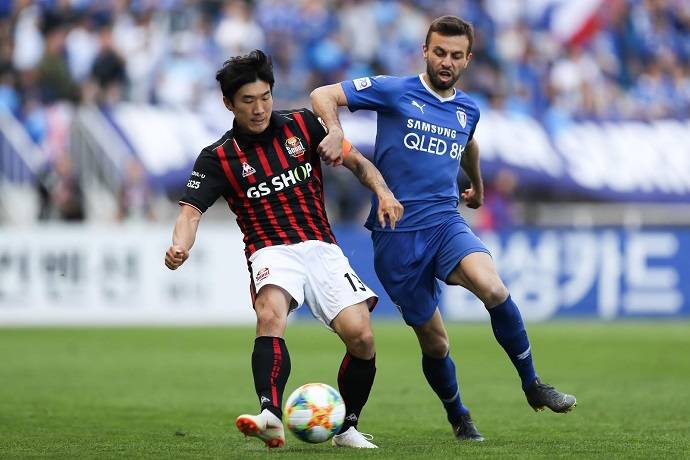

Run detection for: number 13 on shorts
[[344, 272, 366, 292]]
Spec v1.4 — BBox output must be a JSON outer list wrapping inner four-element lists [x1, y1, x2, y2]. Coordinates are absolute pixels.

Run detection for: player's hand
[[377, 192, 404, 229], [165, 245, 189, 270], [316, 128, 344, 167], [461, 186, 484, 209]]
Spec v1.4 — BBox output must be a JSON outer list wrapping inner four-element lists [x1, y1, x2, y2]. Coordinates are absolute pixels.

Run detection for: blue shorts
[[371, 214, 490, 326]]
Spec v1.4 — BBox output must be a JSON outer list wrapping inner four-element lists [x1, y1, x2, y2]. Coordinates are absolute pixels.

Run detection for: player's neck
[[422, 73, 455, 99]]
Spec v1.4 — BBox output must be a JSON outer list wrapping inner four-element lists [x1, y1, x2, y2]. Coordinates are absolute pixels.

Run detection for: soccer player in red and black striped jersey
[[164, 50, 403, 449]]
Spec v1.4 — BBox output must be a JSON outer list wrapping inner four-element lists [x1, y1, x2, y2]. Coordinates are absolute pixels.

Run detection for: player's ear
[[223, 96, 234, 112], [465, 52, 473, 67]]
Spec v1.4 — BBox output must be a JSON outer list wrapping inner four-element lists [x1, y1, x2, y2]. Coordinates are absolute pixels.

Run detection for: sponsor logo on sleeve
[[187, 170, 205, 189], [353, 77, 372, 91]]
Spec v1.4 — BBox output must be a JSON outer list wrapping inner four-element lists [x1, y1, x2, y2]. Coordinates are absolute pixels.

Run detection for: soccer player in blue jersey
[[311, 15, 576, 441]]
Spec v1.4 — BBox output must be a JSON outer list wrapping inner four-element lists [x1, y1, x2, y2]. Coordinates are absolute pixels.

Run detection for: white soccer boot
[[331, 426, 378, 448], [235, 408, 285, 448]]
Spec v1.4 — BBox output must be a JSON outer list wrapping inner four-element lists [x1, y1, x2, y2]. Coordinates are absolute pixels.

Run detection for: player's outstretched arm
[[342, 146, 404, 229], [164, 204, 202, 270], [311, 84, 349, 167], [460, 138, 484, 209]]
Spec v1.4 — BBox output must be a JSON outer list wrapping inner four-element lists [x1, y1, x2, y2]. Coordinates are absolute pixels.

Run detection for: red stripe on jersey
[[232, 139, 257, 184], [257, 143, 307, 241], [215, 144, 243, 198], [307, 179, 335, 242], [292, 112, 310, 146], [292, 186, 325, 241], [232, 140, 289, 246], [272, 138, 289, 169], [259, 197, 291, 245], [255, 144, 273, 176], [290, 113, 323, 184], [217, 143, 269, 253], [273, 138, 325, 241], [271, 338, 282, 407], [311, 158, 324, 188], [278, 193, 308, 241], [227, 196, 257, 256]]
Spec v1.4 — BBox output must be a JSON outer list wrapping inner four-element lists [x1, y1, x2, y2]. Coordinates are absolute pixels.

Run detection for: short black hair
[[425, 15, 474, 53], [215, 50, 275, 101]]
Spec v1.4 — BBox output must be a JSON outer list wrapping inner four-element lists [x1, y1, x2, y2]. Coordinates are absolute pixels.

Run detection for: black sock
[[252, 336, 290, 419], [337, 353, 376, 434]]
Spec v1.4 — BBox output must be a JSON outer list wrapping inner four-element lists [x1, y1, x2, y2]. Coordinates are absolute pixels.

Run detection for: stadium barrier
[[0, 225, 687, 325], [105, 105, 690, 203]]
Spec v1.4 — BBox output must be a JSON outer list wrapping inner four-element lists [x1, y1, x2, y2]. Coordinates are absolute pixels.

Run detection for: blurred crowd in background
[[1, 0, 689, 226]]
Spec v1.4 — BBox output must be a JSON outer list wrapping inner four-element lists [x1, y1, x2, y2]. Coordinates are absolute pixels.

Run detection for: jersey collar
[[418, 74, 457, 102], [232, 111, 290, 144]]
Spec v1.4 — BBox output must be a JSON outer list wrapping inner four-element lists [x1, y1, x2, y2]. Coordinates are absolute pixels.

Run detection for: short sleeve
[[468, 105, 481, 141], [179, 149, 229, 213], [299, 108, 329, 149], [341, 75, 401, 113]]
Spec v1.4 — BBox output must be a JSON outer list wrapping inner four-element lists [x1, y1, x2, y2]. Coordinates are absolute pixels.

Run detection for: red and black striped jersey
[[180, 108, 336, 259]]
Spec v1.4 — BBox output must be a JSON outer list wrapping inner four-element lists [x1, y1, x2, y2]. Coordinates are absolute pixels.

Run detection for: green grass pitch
[[1, 322, 689, 459]]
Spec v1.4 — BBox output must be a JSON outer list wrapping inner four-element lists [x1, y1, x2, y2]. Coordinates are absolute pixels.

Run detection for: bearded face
[[423, 32, 472, 92]]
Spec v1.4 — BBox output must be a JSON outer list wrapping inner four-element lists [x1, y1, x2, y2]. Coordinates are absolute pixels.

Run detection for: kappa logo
[[411, 100, 425, 114], [353, 77, 372, 91], [242, 162, 256, 177], [456, 109, 467, 129], [255, 267, 270, 282], [260, 396, 271, 404], [345, 413, 358, 422], [285, 136, 306, 157]]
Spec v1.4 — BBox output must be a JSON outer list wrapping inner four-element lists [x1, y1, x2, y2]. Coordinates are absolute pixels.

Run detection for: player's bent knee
[[482, 284, 509, 308], [420, 337, 449, 359], [254, 300, 287, 334]]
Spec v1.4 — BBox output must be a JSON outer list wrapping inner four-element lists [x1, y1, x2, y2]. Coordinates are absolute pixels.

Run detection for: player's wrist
[[328, 126, 344, 138]]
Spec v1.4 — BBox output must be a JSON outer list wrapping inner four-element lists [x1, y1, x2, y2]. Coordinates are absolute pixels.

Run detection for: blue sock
[[488, 295, 538, 390], [422, 353, 470, 424]]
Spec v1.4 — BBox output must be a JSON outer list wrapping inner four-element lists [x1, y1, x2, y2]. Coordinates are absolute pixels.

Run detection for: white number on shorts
[[344, 272, 366, 292]]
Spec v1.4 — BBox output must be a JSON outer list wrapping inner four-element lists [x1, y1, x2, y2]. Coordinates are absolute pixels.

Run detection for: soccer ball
[[284, 383, 345, 443]]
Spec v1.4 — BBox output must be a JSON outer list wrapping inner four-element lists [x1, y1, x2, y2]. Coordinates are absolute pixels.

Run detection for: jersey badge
[[285, 136, 306, 157], [456, 109, 467, 129], [242, 161, 256, 177], [353, 77, 372, 91]]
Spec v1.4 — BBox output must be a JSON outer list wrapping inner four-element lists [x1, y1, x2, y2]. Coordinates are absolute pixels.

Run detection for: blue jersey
[[341, 74, 480, 231]]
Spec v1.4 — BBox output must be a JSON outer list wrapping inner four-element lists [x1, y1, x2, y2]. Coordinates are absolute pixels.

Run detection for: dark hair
[[215, 49, 275, 101], [425, 15, 474, 53]]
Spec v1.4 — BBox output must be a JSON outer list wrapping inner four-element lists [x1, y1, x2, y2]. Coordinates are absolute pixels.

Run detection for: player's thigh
[[435, 216, 492, 285], [372, 230, 441, 327], [302, 241, 377, 330], [447, 252, 508, 307]]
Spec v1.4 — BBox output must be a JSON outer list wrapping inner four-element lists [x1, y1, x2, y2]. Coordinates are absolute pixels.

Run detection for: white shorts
[[248, 240, 377, 329]]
